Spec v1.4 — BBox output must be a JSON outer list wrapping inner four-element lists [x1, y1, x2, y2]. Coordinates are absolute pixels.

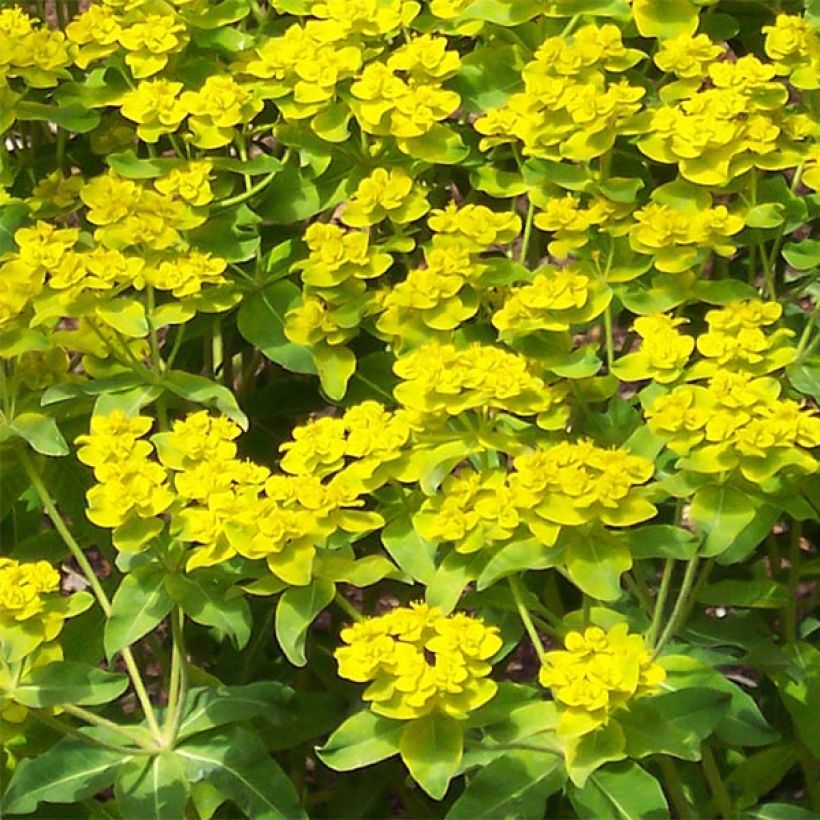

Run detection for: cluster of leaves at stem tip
[[0, 0, 819, 818]]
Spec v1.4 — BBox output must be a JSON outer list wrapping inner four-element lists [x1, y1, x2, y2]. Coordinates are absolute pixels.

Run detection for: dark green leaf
[[274, 579, 335, 666], [115, 752, 190, 820], [12, 661, 128, 707]]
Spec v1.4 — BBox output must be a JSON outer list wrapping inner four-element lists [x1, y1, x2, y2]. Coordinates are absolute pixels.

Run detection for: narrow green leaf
[[164, 370, 248, 429], [12, 661, 128, 707], [569, 760, 669, 820], [104, 565, 174, 658], [274, 579, 335, 666], [8, 412, 69, 456], [381, 511, 438, 585]]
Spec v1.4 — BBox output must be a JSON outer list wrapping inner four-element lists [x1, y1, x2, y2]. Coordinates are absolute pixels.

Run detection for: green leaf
[[563, 530, 632, 601], [564, 721, 626, 788], [745, 203, 785, 229], [188, 204, 260, 262], [165, 573, 252, 649], [382, 511, 438, 585], [447, 749, 565, 819], [1, 736, 123, 814], [426, 550, 485, 614], [461, 0, 541, 25], [569, 760, 669, 820], [0, 202, 29, 255], [12, 660, 128, 707], [314, 344, 356, 401], [477, 538, 560, 590], [632, 0, 698, 38], [183, 0, 251, 28], [787, 362, 820, 402], [316, 710, 403, 771], [95, 298, 149, 338], [164, 370, 248, 428], [178, 681, 295, 739], [178, 726, 306, 819], [104, 564, 174, 658], [274, 579, 335, 666], [690, 485, 757, 557], [8, 412, 69, 456], [115, 752, 190, 820], [452, 45, 522, 113], [627, 525, 699, 560], [107, 150, 173, 178], [771, 642, 820, 758], [236, 282, 317, 375], [782, 238, 820, 271], [399, 713, 463, 800], [398, 125, 469, 165], [623, 688, 727, 759], [697, 579, 789, 609], [725, 744, 799, 812], [15, 100, 101, 133]]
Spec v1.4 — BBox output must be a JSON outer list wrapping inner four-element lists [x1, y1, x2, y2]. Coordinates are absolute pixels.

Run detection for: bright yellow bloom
[[612, 314, 694, 384], [120, 79, 188, 143], [66, 4, 122, 68], [654, 34, 723, 79], [181, 76, 264, 148], [335, 603, 502, 720], [144, 251, 227, 298], [118, 12, 187, 78], [341, 168, 429, 227], [539, 624, 665, 738], [427, 202, 521, 251], [154, 161, 214, 207]]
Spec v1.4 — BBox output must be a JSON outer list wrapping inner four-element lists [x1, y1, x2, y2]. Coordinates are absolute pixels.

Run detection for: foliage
[[0, 0, 819, 817]]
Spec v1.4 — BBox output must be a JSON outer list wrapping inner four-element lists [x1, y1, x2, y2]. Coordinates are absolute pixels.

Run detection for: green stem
[[18, 448, 164, 743], [795, 309, 817, 362], [508, 576, 546, 661], [648, 559, 674, 647], [656, 756, 694, 820], [530, 613, 561, 640], [334, 591, 363, 623], [239, 602, 276, 684], [61, 704, 155, 751], [163, 607, 187, 748], [31, 710, 150, 756], [212, 168, 279, 212], [784, 520, 802, 643], [701, 744, 733, 819], [603, 303, 615, 370], [653, 557, 700, 658], [518, 198, 535, 266]]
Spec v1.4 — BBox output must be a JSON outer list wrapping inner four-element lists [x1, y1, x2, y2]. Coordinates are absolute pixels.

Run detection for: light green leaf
[[313, 344, 356, 401], [477, 539, 560, 590], [564, 721, 626, 788], [164, 370, 248, 429], [104, 564, 174, 659], [316, 710, 404, 771], [95, 299, 149, 338], [275, 579, 335, 666], [627, 525, 699, 560], [447, 749, 565, 819], [563, 530, 632, 601], [115, 751, 190, 820], [8, 412, 69, 456], [569, 760, 669, 820], [382, 511, 438, 585], [426, 551, 486, 614], [690, 485, 757, 557], [165, 573, 252, 649], [178, 682, 294, 740], [12, 661, 128, 707], [399, 713, 463, 800]]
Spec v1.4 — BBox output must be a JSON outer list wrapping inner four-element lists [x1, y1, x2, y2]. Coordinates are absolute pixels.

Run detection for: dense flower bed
[[0, 0, 818, 817]]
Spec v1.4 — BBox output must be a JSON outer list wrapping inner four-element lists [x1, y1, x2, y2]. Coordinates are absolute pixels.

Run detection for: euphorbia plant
[[0, 0, 819, 817]]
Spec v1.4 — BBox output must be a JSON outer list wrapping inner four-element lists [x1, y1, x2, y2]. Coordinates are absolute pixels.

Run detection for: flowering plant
[[0, 0, 818, 817]]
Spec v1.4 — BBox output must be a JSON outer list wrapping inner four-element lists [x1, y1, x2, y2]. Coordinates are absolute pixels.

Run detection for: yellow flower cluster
[[539, 625, 665, 738], [280, 401, 411, 491], [0, 558, 91, 663], [492, 264, 611, 337], [510, 441, 656, 538], [335, 603, 502, 720], [376, 237, 482, 347], [393, 342, 566, 418], [612, 314, 694, 384], [120, 75, 263, 148], [426, 202, 521, 253], [690, 299, 796, 377], [645, 371, 820, 482], [475, 24, 645, 161], [66, 2, 188, 77], [341, 168, 429, 228], [75, 412, 174, 549], [629, 198, 745, 273], [350, 34, 461, 141], [0, 8, 73, 88], [638, 53, 805, 185], [413, 468, 519, 554], [763, 14, 819, 90]]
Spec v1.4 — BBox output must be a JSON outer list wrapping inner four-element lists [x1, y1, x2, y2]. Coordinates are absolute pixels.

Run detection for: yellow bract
[[539, 624, 665, 738], [335, 603, 502, 720]]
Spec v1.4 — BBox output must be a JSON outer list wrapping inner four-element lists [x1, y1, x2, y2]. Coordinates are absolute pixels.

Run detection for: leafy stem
[[647, 559, 674, 647], [701, 743, 733, 819], [163, 607, 188, 748], [652, 556, 700, 658], [508, 575, 546, 661], [17, 447, 164, 744], [784, 519, 802, 643], [334, 589, 363, 623], [30, 710, 151, 756]]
